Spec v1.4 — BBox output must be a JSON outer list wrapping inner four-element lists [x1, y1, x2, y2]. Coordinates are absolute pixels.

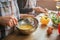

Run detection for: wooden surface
[[3, 26, 60, 40], [37, 0, 57, 10], [3, 11, 60, 40]]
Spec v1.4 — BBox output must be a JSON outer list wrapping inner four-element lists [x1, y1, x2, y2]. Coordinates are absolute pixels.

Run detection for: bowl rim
[[16, 17, 38, 33]]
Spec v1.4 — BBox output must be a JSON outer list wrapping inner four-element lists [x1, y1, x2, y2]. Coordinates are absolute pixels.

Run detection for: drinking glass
[[56, 1, 60, 11]]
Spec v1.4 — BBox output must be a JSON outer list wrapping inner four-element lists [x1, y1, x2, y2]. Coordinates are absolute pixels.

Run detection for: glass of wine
[[56, 1, 60, 11]]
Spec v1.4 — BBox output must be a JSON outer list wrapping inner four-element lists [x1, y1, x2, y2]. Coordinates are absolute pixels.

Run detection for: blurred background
[[36, 0, 60, 10]]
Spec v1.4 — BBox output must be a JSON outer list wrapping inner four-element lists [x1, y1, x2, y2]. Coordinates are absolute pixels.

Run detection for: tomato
[[57, 11, 60, 16], [47, 27, 53, 35]]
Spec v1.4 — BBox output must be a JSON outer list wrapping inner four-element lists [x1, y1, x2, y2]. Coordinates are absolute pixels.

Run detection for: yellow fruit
[[40, 16, 50, 25]]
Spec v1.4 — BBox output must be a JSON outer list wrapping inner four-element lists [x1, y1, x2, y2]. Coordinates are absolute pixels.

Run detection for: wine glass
[[56, 1, 60, 11]]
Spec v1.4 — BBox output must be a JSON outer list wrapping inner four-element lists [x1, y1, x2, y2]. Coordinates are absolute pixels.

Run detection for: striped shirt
[[0, 0, 20, 39], [25, 0, 36, 14], [25, 0, 36, 8]]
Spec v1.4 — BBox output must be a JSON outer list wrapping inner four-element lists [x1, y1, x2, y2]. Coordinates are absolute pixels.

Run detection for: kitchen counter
[[3, 11, 60, 40]]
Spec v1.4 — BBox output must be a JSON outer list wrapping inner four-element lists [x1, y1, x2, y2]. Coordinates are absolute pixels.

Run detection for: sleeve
[[17, 0, 33, 13], [14, 0, 20, 19], [11, 0, 20, 20], [29, 0, 37, 8], [19, 0, 37, 14], [20, 8, 33, 13], [0, 3, 1, 16]]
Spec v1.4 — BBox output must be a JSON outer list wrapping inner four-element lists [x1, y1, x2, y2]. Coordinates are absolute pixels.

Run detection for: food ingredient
[[58, 23, 60, 34], [40, 16, 50, 25], [47, 27, 54, 35], [19, 24, 33, 30]]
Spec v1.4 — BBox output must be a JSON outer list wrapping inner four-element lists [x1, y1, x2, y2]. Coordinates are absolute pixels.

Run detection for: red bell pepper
[[58, 23, 60, 34]]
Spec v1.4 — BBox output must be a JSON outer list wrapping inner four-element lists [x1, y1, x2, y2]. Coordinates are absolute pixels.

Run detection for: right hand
[[0, 16, 18, 27]]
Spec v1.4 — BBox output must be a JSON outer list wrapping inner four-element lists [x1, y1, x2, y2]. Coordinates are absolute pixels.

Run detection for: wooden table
[[3, 27, 60, 40], [37, 0, 57, 10], [3, 11, 60, 40]]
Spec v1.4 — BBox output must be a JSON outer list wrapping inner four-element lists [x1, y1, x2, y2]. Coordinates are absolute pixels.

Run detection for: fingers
[[13, 17, 18, 25], [0, 16, 18, 27], [7, 19, 13, 27], [7, 16, 18, 27], [39, 7, 46, 13], [44, 8, 49, 16], [44, 8, 48, 12], [34, 7, 46, 13]]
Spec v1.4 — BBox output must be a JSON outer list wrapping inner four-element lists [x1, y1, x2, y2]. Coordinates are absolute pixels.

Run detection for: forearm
[[0, 17, 3, 25], [20, 8, 33, 13]]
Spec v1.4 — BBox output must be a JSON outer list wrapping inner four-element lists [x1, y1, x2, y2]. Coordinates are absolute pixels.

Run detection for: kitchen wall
[[37, 0, 57, 10]]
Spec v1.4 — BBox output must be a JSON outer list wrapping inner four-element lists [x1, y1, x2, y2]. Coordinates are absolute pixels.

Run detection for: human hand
[[33, 7, 46, 13], [44, 8, 49, 16], [0, 16, 18, 27], [20, 14, 35, 19]]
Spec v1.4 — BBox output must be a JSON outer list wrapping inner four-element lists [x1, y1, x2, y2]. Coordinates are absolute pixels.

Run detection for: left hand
[[33, 7, 46, 13]]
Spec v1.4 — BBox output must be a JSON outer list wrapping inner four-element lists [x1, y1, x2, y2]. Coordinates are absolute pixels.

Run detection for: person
[[0, 0, 35, 40], [17, 0, 46, 16], [0, 0, 46, 40], [0, 0, 20, 39]]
